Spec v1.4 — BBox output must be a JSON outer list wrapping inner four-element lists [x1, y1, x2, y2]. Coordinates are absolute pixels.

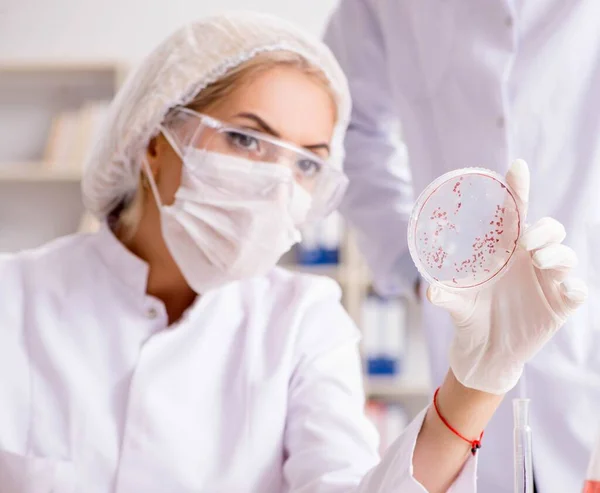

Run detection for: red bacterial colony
[[452, 178, 463, 215], [429, 207, 451, 239], [453, 204, 506, 279], [420, 243, 450, 271], [418, 177, 514, 287], [420, 205, 457, 270]]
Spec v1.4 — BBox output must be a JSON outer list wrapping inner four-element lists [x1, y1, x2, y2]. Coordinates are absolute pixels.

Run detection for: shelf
[[285, 263, 342, 279], [0, 60, 129, 90], [283, 263, 371, 287], [365, 378, 431, 399], [0, 60, 124, 73], [0, 163, 82, 182]]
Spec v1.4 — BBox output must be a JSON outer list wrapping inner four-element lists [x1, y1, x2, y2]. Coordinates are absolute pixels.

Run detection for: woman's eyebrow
[[234, 112, 281, 138], [235, 112, 330, 156], [305, 143, 330, 155]]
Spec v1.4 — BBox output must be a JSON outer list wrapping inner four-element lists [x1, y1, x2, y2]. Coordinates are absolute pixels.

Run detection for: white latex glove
[[427, 159, 588, 395]]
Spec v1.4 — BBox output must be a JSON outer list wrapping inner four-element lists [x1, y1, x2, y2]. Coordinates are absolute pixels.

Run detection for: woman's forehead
[[201, 66, 336, 148]]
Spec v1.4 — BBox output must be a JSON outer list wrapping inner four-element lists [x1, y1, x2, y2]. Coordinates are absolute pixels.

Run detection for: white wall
[[0, 0, 339, 62]]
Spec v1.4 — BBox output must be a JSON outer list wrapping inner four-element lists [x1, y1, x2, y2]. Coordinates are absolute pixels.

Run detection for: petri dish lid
[[408, 168, 522, 291]]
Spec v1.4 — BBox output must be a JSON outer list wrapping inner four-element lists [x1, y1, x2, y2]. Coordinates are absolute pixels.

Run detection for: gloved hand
[[427, 159, 588, 395]]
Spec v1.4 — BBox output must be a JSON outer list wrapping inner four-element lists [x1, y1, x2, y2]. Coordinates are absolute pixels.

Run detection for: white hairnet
[[82, 11, 351, 219]]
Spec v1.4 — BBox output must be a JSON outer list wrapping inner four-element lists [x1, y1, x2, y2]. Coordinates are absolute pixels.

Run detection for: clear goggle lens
[[162, 108, 348, 220]]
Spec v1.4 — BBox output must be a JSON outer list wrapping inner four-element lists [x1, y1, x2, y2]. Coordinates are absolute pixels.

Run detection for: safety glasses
[[161, 107, 348, 220]]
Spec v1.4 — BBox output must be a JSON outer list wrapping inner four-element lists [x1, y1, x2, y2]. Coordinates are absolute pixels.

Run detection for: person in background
[[325, 1, 600, 491], [0, 11, 586, 493]]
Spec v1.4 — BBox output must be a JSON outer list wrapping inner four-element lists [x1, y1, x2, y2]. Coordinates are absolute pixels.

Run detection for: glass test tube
[[514, 398, 534, 493]]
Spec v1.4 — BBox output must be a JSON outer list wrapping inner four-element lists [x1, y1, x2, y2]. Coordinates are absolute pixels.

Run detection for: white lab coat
[[0, 226, 476, 492], [325, 0, 600, 491]]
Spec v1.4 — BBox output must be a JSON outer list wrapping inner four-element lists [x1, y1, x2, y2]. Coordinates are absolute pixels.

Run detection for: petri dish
[[408, 168, 522, 291]]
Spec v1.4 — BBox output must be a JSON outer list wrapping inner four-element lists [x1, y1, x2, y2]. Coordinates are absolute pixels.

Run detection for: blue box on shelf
[[367, 356, 401, 376]]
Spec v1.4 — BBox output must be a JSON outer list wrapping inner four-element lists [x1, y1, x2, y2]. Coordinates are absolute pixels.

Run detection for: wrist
[[434, 371, 504, 441]]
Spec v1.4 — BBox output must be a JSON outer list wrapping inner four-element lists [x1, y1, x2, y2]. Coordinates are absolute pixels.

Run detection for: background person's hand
[[427, 159, 588, 394]]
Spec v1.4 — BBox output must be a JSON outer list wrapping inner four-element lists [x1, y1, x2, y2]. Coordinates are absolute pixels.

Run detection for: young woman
[[0, 12, 586, 493]]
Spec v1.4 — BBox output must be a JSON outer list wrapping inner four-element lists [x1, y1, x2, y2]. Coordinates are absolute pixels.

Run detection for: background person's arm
[[324, 0, 418, 297]]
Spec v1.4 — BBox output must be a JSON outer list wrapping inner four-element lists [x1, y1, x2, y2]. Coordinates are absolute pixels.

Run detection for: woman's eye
[[226, 131, 260, 152], [297, 159, 322, 177]]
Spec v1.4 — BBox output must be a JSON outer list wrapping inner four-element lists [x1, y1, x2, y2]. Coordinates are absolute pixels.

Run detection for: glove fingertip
[[506, 159, 530, 211], [426, 285, 439, 303], [560, 278, 588, 307], [519, 217, 567, 252]]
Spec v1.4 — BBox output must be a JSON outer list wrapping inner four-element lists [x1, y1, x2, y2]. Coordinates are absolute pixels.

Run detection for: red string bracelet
[[433, 387, 484, 456]]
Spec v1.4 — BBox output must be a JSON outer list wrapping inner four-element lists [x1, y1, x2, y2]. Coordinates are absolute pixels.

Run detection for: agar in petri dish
[[408, 168, 522, 290]]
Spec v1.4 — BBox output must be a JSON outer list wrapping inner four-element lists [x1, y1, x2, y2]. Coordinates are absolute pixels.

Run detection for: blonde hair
[[115, 50, 335, 240]]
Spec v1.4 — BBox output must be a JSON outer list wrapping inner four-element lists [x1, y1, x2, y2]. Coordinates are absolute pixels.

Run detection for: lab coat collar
[[92, 223, 150, 295]]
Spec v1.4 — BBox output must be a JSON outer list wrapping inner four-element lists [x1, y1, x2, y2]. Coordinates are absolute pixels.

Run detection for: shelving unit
[[0, 60, 126, 251], [284, 229, 431, 416]]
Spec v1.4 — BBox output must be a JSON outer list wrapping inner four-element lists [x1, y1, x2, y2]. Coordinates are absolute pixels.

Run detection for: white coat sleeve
[[283, 288, 477, 492], [324, 0, 418, 297]]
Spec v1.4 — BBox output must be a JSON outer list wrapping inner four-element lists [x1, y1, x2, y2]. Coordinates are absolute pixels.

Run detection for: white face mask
[[143, 147, 312, 294]]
